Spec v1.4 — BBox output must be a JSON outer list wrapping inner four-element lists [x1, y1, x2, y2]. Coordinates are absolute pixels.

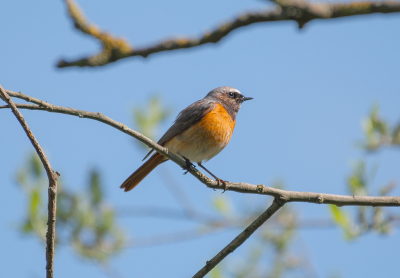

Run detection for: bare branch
[[98, 262, 126, 278], [157, 166, 198, 217], [57, 0, 400, 68], [116, 206, 220, 223], [0, 85, 60, 278], [3, 88, 400, 276], [192, 199, 285, 278], [117, 206, 400, 231], [128, 227, 229, 248], [2, 89, 400, 207], [57, 0, 132, 68]]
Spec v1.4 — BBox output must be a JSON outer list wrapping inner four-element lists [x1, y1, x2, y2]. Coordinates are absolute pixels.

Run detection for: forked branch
[[2, 87, 400, 276], [0, 85, 60, 278], [1, 89, 399, 207], [57, 0, 400, 68]]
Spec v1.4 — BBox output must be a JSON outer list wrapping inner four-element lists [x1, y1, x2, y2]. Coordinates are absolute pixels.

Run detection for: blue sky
[[1, 0, 400, 277]]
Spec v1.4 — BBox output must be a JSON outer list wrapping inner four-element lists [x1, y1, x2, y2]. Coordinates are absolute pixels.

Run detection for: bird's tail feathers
[[120, 153, 166, 192]]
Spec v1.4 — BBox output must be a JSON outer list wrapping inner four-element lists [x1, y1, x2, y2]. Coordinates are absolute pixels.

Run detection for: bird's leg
[[197, 162, 228, 193], [182, 156, 195, 175]]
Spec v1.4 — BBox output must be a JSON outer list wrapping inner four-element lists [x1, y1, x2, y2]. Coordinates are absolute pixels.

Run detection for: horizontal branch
[[57, 0, 400, 68], [128, 227, 229, 248], [116, 206, 221, 223], [2, 89, 400, 207], [116, 206, 400, 228], [3, 88, 399, 277]]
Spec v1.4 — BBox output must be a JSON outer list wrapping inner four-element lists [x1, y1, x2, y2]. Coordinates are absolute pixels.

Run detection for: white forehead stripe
[[231, 89, 241, 95]]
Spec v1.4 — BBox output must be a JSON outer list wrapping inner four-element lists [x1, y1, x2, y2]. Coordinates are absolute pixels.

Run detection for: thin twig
[[127, 227, 230, 248], [98, 262, 126, 278], [117, 206, 400, 230], [157, 165, 197, 216], [57, 0, 400, 68], [116, 206, 220, 223], [2, 89, 400, 207], [0, 85, 60, 278], [2, 89, 400, 276], [192, 199, 285, 278]]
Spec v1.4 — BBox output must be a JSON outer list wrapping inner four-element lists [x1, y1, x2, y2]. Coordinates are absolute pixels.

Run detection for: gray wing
[[142, 99, 215, 160]]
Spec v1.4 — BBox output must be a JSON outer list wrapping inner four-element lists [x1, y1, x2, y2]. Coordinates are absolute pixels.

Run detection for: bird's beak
[[242, 96, 254, 102]]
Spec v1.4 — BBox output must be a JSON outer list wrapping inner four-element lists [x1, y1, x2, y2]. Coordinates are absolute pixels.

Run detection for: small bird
[[120, 86, 253, 192]]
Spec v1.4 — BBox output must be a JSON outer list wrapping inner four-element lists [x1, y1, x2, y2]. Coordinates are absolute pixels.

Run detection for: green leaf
[[16, 152, 127, 262], [329, 205, 357, 240], [29, 188, 41, 217], [392, 123, 400, 145], [20, 221, 34, 233], [29, 153, 42, 178], [361, 105, 392, 150], [210, 266, 223, 278], [347, 161, 368, 196], [132, 95, 172, 147], [89, 169, 102, 206], [379, 182, 396, 196], [212, 196, 233, 217], [329, 205, 347, 227], [16, 168, 26, 186]]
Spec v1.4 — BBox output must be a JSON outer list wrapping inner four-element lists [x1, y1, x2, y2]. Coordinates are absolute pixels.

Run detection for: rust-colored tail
[[120, 153, 166, 192]]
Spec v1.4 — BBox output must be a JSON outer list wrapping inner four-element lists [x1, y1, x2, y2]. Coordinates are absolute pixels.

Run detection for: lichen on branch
[[57, 0, 400, 68]]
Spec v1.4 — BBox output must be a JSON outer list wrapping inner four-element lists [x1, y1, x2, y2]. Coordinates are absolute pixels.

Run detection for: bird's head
[[205, 86, 253, 119]]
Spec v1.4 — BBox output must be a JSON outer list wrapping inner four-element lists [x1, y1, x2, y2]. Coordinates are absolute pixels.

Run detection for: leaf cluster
[[132, 95, 171, 148], [361, 106, 400, 151], [329, 160, 395, 239], [17, 153, 126, 262]]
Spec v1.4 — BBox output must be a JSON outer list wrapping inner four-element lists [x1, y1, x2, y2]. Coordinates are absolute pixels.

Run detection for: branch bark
[[192, 198, 285, 278], [57, 0, 400, 68], [1, 89, 400, 207], [2, 88, 400, 277], [0, 86, 60, 278]]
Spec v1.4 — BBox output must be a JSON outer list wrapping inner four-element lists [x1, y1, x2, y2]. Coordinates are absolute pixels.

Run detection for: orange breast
[[165, 103, 236, 162], [197, 103, 236, 144]]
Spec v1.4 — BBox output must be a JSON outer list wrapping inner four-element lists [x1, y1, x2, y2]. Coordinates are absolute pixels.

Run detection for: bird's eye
[[228, 92, 235, 97]]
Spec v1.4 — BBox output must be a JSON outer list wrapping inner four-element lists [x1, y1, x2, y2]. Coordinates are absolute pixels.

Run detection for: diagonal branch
[[192, 198, 285, 278], [57, 0, 400, 68], [2, 89, 400, 276], [0, 85, 60, 278], [1, 89, 399, 207]]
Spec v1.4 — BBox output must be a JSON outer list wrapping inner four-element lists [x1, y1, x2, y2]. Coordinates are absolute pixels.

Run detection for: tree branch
[[57, 0, 400, 68], [0, 85, 60, 278], [116, 205, 220, 223], [3, 88, 400, 276], [156, 165, 198, 217], [127, 227, 229, 248], [1, 89, 400, 207], [116, 206, 400, 229], [192, 198, 285, 278]]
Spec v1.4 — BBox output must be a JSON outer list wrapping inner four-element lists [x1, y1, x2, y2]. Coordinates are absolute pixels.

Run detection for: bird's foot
[[182, 156, 195, 175], [216, 178, 228, 193]]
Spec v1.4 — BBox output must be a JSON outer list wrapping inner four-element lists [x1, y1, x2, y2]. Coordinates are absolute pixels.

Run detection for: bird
[[120, 86, 253, 192]]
